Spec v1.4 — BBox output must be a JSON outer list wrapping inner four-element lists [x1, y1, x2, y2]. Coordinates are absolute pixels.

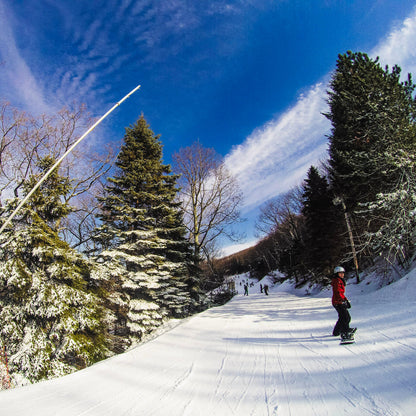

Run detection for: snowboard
[[340, 328, 357, 345]]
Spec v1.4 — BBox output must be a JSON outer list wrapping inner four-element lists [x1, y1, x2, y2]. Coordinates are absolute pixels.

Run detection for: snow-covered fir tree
[[360, 149, 416, 267], [0, 157, 111, 384], [94, 116, 198, 344]]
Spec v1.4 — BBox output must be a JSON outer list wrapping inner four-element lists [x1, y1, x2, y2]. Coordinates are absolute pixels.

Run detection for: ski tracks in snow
[[0, 289, 415, 415]]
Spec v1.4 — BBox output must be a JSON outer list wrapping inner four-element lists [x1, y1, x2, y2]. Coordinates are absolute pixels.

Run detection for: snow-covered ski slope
[[1, 268, 416, 415]]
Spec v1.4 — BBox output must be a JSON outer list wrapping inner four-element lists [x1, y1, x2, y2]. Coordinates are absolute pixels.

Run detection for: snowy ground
[[1, 268, 416, 415]]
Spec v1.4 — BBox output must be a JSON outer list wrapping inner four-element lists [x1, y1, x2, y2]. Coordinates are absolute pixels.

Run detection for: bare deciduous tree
[[173, 141, 244, 261], [0, 100, 115, 250], [255, 186, 303, 238], [0, 100, 31, 199]]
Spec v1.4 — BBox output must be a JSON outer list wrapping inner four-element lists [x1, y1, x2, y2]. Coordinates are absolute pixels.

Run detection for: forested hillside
[[214, 52, 416, 287], [1, 51, 415, 388]]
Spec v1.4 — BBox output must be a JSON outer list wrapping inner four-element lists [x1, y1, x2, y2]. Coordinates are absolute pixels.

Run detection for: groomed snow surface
[[1, 268, 416, 415]]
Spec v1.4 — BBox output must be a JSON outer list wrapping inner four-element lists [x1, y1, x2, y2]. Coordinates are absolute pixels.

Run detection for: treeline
[[215, 51, 416, 285]]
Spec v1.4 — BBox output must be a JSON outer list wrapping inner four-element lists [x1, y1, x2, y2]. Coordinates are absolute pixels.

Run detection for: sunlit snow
[[1, 268, 415, 415]]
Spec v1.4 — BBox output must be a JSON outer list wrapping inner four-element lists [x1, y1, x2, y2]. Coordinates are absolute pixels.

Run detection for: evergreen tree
[[359, 150, 416, 267], [326, 51, 416, 210], [301, 166, 345, 279], [0, 158, 111, 384], [94, 116, 198, 343], [325, 51, 416, 266], [25, 155, 73, 231]]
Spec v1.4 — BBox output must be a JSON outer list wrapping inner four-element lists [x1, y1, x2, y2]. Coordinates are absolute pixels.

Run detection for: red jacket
[[331, 276, 347, 306]]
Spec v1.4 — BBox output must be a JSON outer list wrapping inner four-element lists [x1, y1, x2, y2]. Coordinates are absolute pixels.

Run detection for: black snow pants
[[333, 304, 351, 336]]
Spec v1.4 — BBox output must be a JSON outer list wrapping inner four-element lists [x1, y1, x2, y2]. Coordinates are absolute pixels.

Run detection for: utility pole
[[333, 196, 360, 283]]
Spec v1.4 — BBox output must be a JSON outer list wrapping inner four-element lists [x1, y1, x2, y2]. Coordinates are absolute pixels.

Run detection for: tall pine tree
[[325, 51, 416, 265], [94, 116, 198, 344], [326, 51, 416, 207], [301, 166, 345, 279]]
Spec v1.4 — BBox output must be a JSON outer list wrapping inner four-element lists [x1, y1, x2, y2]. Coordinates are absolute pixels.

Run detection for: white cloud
[[0, 1, 261, 117], [0, 1, 133, 116], [225, 82, 330, 210], [221, 240, 257, 257], [372, 7, 416, 76], [0, 2, 51, 114]]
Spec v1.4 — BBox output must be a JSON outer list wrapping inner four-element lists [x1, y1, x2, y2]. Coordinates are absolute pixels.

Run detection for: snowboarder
[[264, 284, 269, 295], [244, 284, 249, 296], [331, 266, 356, 343]]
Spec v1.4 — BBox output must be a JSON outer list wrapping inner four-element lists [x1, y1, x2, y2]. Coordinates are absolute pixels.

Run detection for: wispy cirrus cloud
[[371, 6, 416, 76], [0, 1, 52, 114], [0, 0, 252, 115], [0, 0, 145, 113], [225, 82, 330, 210]]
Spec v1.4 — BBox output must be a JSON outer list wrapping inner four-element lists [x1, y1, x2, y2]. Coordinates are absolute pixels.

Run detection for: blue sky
[[1, 0, 416, 255]]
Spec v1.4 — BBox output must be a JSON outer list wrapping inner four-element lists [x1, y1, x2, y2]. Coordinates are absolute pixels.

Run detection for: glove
[[344, 299, 351, 309]]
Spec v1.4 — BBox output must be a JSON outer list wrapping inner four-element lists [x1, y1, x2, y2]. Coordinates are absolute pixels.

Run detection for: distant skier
[[264, 284, 269, 295], [244, 283, 249, 296], [260, 284, 263, 293], [331, 266, 356, 341]]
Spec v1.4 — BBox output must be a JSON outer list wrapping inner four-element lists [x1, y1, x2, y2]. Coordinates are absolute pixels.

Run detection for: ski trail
[[296, 330, 401, 415], [0, 284, 415, 415]]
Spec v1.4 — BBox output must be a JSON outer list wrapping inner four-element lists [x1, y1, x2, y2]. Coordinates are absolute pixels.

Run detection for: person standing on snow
[[244, 283, 249, 296], [331, 266, 355, 339]]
